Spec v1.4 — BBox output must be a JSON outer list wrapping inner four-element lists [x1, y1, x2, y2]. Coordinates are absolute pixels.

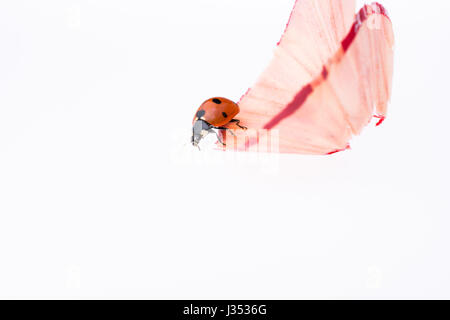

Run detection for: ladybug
[[192, 97, 246, 147]]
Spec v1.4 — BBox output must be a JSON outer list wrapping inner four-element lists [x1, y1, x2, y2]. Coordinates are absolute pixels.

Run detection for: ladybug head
[[192, 119, 212, 147]]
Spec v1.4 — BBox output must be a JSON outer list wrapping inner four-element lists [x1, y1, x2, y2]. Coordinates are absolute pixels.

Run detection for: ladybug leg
[[229, 119, 247, 130], [213, 126, 236, 137], [209, 129, 226, 146]]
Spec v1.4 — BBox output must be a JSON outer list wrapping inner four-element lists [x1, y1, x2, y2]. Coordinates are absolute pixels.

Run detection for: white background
[[0, 0, 449, 299]]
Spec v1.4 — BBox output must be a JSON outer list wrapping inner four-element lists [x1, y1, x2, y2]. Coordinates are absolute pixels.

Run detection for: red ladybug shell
[[193, 97, 240, 127]]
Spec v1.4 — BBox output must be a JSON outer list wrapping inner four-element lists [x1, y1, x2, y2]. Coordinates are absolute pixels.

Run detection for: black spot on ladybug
[[222, 112, 228, 118], [212, 98, 222, 104], [196, 109, 206, 118]]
